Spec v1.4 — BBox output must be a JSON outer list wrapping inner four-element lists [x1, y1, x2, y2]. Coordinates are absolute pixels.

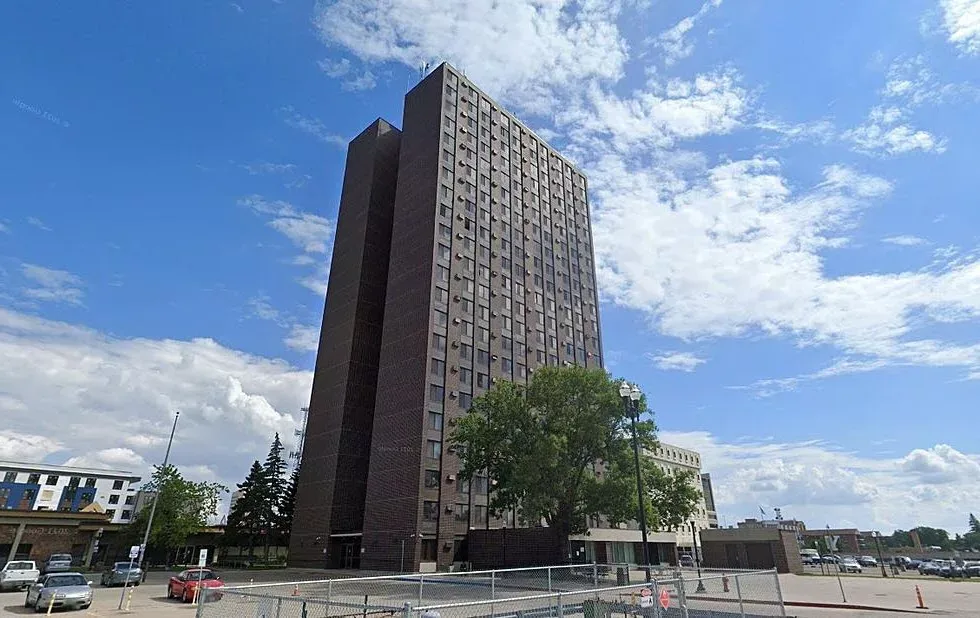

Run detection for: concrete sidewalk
[[778, 573, 979, 615]]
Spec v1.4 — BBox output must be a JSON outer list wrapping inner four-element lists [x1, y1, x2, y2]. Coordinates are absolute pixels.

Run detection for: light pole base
[[695, 580, 706, 593]]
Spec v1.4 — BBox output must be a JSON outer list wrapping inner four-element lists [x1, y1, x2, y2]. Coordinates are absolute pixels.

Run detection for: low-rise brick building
[[699, 527, 804, 574]]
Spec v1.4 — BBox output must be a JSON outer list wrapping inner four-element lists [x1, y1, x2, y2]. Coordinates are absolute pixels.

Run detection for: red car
[[167, 568, 224, 603]]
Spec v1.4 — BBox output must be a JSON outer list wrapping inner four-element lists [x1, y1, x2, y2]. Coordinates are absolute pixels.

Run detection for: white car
[[0, 561, 40, 592], [839, 558, 863, 574]]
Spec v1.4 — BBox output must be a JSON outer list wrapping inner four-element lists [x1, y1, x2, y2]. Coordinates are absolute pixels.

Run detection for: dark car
[[678, 554, 695, 568]]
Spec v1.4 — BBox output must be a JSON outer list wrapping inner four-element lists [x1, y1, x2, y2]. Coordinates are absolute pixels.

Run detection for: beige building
[[571, 441, 714, 565]]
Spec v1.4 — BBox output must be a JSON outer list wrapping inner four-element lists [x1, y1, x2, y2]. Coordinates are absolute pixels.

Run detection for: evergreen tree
[[225, 461, 267, 558], [279, 467, 300, 546], [261, 433, 288, 557], [970, 513, 980, 534]]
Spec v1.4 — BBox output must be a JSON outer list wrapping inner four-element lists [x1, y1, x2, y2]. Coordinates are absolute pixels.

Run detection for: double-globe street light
[[619, 381, 651, 583]]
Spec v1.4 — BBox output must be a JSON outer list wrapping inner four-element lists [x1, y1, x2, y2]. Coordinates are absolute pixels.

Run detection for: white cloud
[[342, 70, 377, 92], [26, 217, 51, 231], [0, 222, 9, 234], [21, 263, 84, 305], [317, 57, 351, 78], [882, 235, 928, 246], [647, 351, 706, 372], [653, 0, 722, 66], [279, 106, 347, 147], [939, 0, 980, 54], [240, 196, 334, 255], [241, 162, 297, 175], [662, 430, 980, 532], [734, 358, 889, 397], [844, 106, 946, 156], [0, 307, 310, 490], [284, 324, 320, 353], [314, 0, 628, 113]]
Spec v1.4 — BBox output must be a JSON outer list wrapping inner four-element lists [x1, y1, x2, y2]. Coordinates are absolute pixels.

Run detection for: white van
[[0, 560, 41, 591], [800, 548, 820, 564]]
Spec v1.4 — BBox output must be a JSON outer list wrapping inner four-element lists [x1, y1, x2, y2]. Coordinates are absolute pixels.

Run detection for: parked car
[[100, 562, 143, 587], [839, 558, 863, 573], [821, 555, 840, 564], [24, 573, 93, 612], [919, 561, 942, 575], [908, 559, 922, 570], [857, 556, 878, 567], [167, 568, 224, 603], [0, 560, 40, 592], [678, 554, 695, 568], [964, 562, 980, 578], [43, 554, 74, 575]]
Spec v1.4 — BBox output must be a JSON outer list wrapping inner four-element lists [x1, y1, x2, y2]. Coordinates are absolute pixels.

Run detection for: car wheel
[[25, 593, 32, 608], [33, 598, 43, 613], [166, 585, 173, 599], [182, 588, 190, 603]]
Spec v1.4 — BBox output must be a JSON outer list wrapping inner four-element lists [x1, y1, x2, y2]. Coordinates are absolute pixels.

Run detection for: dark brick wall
[[360, 69, 444, 572], [468, 528, 564, 569], [700, 529, 803, 574], [289, 119, 402, 568]]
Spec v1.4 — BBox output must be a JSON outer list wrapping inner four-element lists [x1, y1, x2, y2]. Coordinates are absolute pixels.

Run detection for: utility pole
[[137, 411, 180, 573]]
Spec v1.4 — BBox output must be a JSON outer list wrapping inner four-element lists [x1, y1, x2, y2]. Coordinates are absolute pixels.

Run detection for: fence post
[[327, 579, 333, 616], [402, 602, 412, 618], [557, 591, 564, 618], [677, 577, 689, 618], [592, 562, 598, 589], [651, 579, 660, 618], [734, 575, 745, 618], [548, 566, 552, 593], [772, 570, 787, 617], [417, 574, 424, 608], [276, 597, 283, 618]]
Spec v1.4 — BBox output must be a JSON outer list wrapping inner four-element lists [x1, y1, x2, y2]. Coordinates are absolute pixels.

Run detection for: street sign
[[129, 545, 140, 560], [198, 548, 208, 567], [639, 588, 652, 608], [658, 588, 670, 609]]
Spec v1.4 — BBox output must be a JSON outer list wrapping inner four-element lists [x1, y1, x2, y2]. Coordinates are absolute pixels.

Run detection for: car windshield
[[114, 562, 135, 569], [7, 562, 33, 570], [188, 570, 219, 581], [45, 575, 87, 587], [50, 555, 71, 561]]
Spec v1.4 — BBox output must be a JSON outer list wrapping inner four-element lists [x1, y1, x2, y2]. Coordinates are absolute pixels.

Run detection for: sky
[[2, 0, 980, 535]]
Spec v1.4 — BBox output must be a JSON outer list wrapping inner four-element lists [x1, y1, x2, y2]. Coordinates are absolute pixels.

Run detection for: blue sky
[[3, 0, 980, 533]]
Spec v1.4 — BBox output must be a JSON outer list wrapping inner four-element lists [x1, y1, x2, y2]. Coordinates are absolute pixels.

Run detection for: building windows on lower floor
[[426, 440, 442, 460], [504, 510, 516, 527], [27, 474, 40, 485], [455, 503, 470, 523], [474, 505, 488, 526], [0, 488, 10, 507], [108, 494, 120, 505], [428, 411, 444, 431], [106, 509, 116, 518], [3, 471, 16, 483], [46, 475, 59, 486], [121, 510, 131, 520], [423, 501, 439, 521], [421, 539, 438, 561], [424, 470, 440, 489], [473, 474, 488, 495], [124, 495, 135, 505]]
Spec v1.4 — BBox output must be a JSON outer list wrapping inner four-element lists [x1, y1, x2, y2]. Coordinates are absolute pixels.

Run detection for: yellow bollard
[[46, 594, 56, 615], [125, 585, 135, 611]]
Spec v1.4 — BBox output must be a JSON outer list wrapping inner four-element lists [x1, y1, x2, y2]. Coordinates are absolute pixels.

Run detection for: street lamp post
[[691, 521, 706, 592], [874, 531, 888, 578], [400, 533, 418, 573], [620, 381, 651, 583]]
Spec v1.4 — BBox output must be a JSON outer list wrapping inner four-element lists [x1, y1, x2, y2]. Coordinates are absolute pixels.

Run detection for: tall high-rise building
[[289, 63, 603, 571]]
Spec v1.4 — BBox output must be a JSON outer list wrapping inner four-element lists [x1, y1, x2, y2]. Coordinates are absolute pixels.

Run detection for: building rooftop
[[0, 459, 141, 481]]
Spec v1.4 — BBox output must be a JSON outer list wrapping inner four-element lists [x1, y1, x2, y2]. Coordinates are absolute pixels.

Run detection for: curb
[[783, 600, 929, 613]]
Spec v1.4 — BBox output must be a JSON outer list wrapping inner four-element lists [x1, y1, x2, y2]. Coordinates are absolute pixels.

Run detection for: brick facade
[[700, 528, 803, 575]]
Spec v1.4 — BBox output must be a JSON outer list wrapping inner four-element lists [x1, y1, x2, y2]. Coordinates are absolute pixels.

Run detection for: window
[[27, 473, 40, 485], [439, 243, 451, 260], [504, 510, 516, 527], [440, 223, 452, 240], [431, 358, 446, 376], [437, 265, 450, 284], [46, 475, 59, 486], [68, 476, 80, 488], [429, 384, 445, 403], [460, 343, 473, 361], [423, 501, 439, 521], [477, 327, 489, 344], [460, 367, 473, 386], [455, 503, 470, 522], [108, 494, 119, 505], [0, 488, 9, 506], [474, 505, 488, 526], [477, 373, 491, 389], [474, 475, 489, 494], [433, 333, 447, 352], [112, 480, 124, 490], [435, 309, 448, 327], [124, 495, 135, 505], [421, 539, 438, 561], [501, 358, 513, 373], [106, 509, 116, 518], [428, 411, 444, 431], [424, 470, 440, 489], [459, 392, 472, 410], [435, 287, 449, 304], [462, 321, 474, 337], [84, 478, 96, 488], [477, 349, 490, 366], [426, 440, 442, 459], [2, 472, 15, 483], [118, 509, 132, 520]]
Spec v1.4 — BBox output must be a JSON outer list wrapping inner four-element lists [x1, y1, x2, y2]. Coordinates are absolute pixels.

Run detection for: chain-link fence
[[197, 567, 784, 618]]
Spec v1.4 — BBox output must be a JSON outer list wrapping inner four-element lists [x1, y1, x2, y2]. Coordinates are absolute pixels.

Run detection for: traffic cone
[[915, 585, 927, 609]]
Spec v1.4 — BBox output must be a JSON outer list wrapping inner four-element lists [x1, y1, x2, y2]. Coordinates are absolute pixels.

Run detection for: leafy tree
[[129, 464, 226, 565], [451, 366, 698, 561], [914, 526, 951, 549], [224, 461, 267, 558], [970, 513, 980, 534]]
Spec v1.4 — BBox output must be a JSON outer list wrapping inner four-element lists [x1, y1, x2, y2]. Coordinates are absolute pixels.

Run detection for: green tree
[[261, 433, 288, 556], [970, 513, 980, 534], [128, 464, 226, 565], [279, 467, 300, 546], [224, 461, 267, 558], [450, 366, 698, 560]]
